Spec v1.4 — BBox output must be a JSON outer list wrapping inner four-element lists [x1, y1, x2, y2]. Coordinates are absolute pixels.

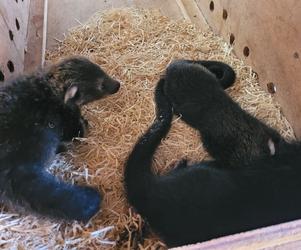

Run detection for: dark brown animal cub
[[0, 56, 120, 221]]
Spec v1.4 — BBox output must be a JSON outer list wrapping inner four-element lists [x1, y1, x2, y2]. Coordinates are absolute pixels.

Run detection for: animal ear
[[268, 138, 276, 155], [207, 66, 224, 80], [64, 85, 78, 103]]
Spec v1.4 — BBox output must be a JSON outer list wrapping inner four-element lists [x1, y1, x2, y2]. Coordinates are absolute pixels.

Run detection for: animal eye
[[48, 122, 55, 129], [98, 83, 104, 91]]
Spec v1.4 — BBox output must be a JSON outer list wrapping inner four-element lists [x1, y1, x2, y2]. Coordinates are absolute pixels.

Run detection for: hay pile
[[0, 8, 295, 249]]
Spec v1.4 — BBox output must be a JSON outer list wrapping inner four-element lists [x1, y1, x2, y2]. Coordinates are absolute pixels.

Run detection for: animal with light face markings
[[0, 56, 120, 221]]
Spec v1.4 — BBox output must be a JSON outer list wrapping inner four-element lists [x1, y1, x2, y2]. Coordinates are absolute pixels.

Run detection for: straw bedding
[[0, 8, 295, 250]]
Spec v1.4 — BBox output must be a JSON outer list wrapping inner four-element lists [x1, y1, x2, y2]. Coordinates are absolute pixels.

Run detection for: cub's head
[[163, 60, 217, 106], [49, 56, 120, 105]]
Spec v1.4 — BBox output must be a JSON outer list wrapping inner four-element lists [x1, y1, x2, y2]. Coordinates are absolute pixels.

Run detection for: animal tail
[[184, 60, 236, 89], [124, 78, 173, 207]]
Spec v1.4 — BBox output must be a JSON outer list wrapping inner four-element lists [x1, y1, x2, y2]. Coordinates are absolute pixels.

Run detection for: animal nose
[[110, 80, 120, 94]]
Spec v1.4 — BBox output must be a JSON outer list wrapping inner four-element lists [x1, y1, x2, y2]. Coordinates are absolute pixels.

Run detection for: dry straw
[[0, 8, 295, 250]]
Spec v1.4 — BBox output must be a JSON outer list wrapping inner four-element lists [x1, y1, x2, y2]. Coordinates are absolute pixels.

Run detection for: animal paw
[[61, 185, 102, 222]]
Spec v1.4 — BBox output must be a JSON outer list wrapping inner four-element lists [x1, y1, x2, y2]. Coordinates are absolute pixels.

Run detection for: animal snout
[[107, 80, 120, 94]]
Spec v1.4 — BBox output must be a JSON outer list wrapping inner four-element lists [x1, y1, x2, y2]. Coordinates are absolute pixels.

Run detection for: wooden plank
[[176, 0, 209, 29], [0, 14, 24, 81], [0, 0, 31, 60], [46, 0, 134, 49], [46, 0, 184, 49], [24, 0, 46, 72], [174, 219, 301, 249], [194, 0, 301, 137], [132, 0, 183, 19]]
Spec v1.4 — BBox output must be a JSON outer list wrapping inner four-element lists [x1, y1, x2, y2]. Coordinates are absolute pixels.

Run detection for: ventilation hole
[[9, 30, 14, 41], [229, 33, 235, 45], [15, 0, 18, 2], [243, 46, 250, 57], [7, 61, 15, 72], [0, 71, 4, 82], [293, 52, 299, 59], [267, 82, 276, 94], [222, 9, 228, 20], [15, 18, 20, 30], [209, 1, 214, 11]]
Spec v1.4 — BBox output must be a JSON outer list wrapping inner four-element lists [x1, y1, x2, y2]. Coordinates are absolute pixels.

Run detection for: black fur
[[164, 60, 281, 167], [0, 56, 120, 221], [183, 60, 236, 89], [124, 77, 301, 247]]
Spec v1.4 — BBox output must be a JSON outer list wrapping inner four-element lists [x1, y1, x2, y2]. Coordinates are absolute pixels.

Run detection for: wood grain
[[24, 0, 46, 72], [176, 0, 209, 29], [0, 0, 32, 80], [0, 0, 31, 60], [47, 0, 185, 49], [174, 219, 301, 250], [0, 12, 24, 81]]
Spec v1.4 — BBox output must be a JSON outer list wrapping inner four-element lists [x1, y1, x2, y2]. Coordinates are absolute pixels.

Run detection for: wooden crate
[[1, 0, 301, 248], [0, 0, 30, 79], [0, 0, 45, 81]]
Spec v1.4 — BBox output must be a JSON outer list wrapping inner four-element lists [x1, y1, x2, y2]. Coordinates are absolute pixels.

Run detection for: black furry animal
[[183, 60, 236, 89], [46, 56, 120, 105], [0, 56, 120, 221], [164, 60, 280, 167], [124, 78, 301, 247]]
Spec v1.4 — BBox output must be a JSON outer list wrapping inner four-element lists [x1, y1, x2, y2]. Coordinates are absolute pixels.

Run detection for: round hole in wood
[[229, 33, 235, 45], [9, 30, 14, 41], [7, 61, 15, 73], [222, 9, 228, 20], [293, 52, 299, 59], [0, 70, 4, 82], [267, 82, 277, 94], [15, 18, 20, 30], [243, 46, 250, 57], [209, 1, 214, 11]]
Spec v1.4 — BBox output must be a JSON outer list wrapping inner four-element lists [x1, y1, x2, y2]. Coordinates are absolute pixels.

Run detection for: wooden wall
[[0, 0, 31, 81], [195, 0, 301, 137], [46, 0, 205, 49], [24, 0, 46, 72], [0, 0, 45, 81]]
